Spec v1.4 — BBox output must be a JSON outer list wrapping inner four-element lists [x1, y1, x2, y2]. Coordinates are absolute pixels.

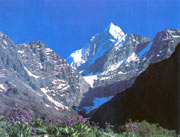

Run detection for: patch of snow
[[51, 79, 69, 91], [61, 85, 70, 90], [18, 50, 24, 54], [39, 63, 43, 69], [60, 94, 65, 97], [79, 70, 84, 74], [172, 35, 180, 38], [46, 48, 53, 52], [118, 71, 128, 74], [138, 41, 152, 59], [68, 49, 86, 68], [24, 66, 40, 79], [84, 96, 113, 114], [41, 88, 69, 110], [0, 44, 6, 49], [57, 83, 67, 90], [114, 34, 127, 50], [90, 36, 96, 41], [104, 22, 125, 39], [0, 84, 6, 91], [45, 104, 51, 108], [110, 39, 115, 42], [68, 23, 126, 68], [126, 52, 139, 63], [52, 79, 66, 85], [45, 48, 53, 55], [3, 40, 7, 45], [83, 75, 97, 87], [23, 44, 28, 47], [108, 60, 124, 71]]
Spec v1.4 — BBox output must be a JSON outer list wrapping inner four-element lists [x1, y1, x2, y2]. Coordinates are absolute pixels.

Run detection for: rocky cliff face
[[0, 32, 90, 120], [16, 41, 90, 107], [91, 43, 180, 131], [68, 23, 180, 114]]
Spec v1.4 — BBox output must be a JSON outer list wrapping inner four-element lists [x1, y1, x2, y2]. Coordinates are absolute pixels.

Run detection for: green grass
[[0, 107, 177, 137]]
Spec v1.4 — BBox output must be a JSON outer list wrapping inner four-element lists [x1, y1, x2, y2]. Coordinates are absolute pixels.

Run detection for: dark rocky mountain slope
[[91, 43, 180, 131]]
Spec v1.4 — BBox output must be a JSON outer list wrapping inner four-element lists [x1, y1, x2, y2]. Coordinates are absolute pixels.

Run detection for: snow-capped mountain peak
[[68, 48, 86, 68], [104, 22, 125, 39]]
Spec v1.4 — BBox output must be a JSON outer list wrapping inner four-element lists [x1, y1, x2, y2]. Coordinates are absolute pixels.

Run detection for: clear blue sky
[[0, 0, 179, 58]]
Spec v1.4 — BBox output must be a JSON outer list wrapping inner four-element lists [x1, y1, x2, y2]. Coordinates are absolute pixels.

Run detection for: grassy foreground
[[0, 107, 177, 137]]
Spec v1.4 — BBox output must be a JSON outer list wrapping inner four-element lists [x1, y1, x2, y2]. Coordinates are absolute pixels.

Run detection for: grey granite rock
[[0, 32, 90, 120]]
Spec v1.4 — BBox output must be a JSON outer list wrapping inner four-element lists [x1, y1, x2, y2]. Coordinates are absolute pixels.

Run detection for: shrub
[[117, 120, 176, 137], [0, 107, 177, 137]]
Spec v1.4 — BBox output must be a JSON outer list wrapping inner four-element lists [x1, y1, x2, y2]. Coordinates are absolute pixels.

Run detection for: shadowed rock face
[[91, 43, 180, 131]]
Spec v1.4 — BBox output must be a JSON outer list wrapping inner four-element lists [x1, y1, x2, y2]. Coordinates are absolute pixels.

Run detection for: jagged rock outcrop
[[0, 32, 90, 120], [91, 43, 180, 131]]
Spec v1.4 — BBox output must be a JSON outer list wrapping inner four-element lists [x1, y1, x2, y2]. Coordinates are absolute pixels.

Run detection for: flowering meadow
[[0, 107, 177, 137]]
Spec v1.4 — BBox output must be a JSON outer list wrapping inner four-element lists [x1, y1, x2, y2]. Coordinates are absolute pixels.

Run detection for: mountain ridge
[[67, 23, 180, 114], [0, 23, 180, 121]]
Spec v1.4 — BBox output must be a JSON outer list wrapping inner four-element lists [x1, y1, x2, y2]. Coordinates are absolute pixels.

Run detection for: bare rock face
[[91, 43, 180, 131], [68, 23, 180, 114], [0, 32, 90, 120]]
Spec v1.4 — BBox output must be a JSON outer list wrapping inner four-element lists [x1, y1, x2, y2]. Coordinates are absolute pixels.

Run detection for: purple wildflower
[[18, 107, 22, 111], [27, 120, 32, 123], [24, 111, 29, 115], [55, 120, 59, 124], [130, 123, 137, 128], [1, 126, 5, 129], [13, 111, 18, 115], [22, 121, 27, 124], [19, 115, 24, 119], [32, 128, 37, 132], [31, 128, 37, 136], [13, 121, 17, 126], [87, 122, 90, 127], [37, 114, 41, 118], [26, 114, 31, 119], [31, 132, 36, 136], [10, 117, 14, 121], [30, 122, 35, 126], [78, 115, 83, 120], [67, 120, 71, 124], [125, 124, 129, 128], [81, 118, 86, 123], [15, 116, 20, 120], [110, 125, 114, 128]]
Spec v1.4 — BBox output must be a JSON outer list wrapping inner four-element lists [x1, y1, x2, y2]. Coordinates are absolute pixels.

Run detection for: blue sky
[[0, 0, 179, 58]]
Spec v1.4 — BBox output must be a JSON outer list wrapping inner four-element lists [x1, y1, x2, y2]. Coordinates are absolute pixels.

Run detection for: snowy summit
[[104, 22, 125, 39]]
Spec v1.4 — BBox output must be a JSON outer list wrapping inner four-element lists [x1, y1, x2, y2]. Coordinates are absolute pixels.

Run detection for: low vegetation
[[0, 107, 177, 137]]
